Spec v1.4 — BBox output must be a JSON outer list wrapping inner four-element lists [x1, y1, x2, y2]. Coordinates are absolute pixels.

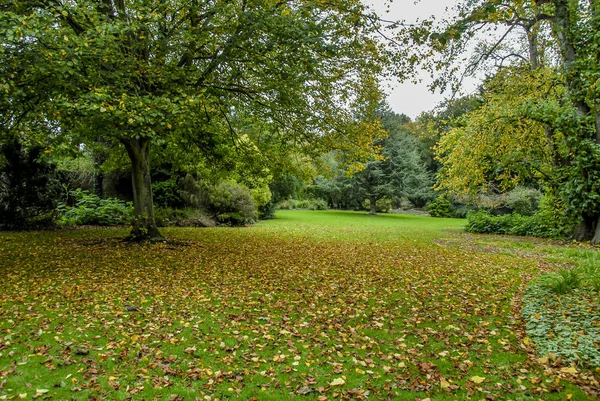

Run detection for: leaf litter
[[0, 214, 598, 400]]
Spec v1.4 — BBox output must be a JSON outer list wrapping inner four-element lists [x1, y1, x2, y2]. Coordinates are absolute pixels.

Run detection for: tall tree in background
[[2, 0, 386, 240]]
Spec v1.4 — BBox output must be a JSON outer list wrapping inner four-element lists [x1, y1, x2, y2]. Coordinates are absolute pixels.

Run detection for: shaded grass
[[0, 210, 596, 400]]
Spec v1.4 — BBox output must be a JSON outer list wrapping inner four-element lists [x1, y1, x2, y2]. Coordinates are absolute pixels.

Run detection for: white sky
[[369, 0, 480, 119]]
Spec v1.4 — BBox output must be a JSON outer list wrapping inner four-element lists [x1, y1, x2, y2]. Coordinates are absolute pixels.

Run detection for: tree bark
[[123, 138, 162, 241], [369, 193, 377, 216]]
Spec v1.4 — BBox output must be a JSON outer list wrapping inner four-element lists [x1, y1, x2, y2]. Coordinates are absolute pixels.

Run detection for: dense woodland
[[1, 0, 600, 243]]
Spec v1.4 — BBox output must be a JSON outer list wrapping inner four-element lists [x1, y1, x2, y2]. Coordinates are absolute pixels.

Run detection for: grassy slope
[[0, 210, 596, 400]]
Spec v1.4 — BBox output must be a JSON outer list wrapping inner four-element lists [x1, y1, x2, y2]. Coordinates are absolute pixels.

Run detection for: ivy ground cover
[[0, 210, 597, 400]]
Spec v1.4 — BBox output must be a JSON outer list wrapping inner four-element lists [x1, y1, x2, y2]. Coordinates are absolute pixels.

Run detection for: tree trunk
[[574, 215, 596, 242], [369, 194, 377, 216], [123, 138, 162, 241], [592, 216, 600, 244]]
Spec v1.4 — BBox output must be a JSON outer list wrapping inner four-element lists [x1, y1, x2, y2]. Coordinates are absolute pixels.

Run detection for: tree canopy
[[2, 0, 387, 240]]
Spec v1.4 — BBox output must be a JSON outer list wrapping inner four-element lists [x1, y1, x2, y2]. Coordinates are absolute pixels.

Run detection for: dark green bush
[[152, 179, 185, 209], [465, 210, 565, 237], [0, 141, 60, 230], [57, 189, 132, 226], [259, 200, 278, 219], [427, 196, 452, 218]]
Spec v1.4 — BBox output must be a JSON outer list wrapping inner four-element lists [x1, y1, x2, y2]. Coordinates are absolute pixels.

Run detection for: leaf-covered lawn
[[0, 211, 597, 400]]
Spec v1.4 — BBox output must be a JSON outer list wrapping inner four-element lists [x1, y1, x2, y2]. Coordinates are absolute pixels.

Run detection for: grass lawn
[[0, 210, 598, 400]]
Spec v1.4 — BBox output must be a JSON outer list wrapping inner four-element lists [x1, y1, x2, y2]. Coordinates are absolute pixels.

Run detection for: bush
[[209, 182, 257, 225], [278, 199, 296, 210], [217, 212, 246, 226], [259, 200, 278, 219], [152, 179, 185, 209], [535, 194, 578, 239], [427, 196, 452, 218], [57, 189, 132, 226], [0, 141, 60, 230], [308, 198, 328, 210], [278, 198, 327, 211], [506, 187, 542, 216], [465, 211, 536, 236]]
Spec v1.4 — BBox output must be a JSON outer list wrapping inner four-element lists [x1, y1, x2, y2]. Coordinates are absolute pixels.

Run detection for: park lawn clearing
[[0, 210, 597, 400]]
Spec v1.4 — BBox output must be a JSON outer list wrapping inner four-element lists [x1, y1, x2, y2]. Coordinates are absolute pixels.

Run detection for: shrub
[[278, 199, 296, 210], [506, 187, 542, 216], [427, 195, 452, 218], [57, 189, 132, 226], [152, 179, 185, 209], [259, 200, 278, 219], [465, 211, 540, 236], [154, 207, 190, 227], [217, 212, 246, 226], [308, 198, 328, 210], [0, 141, 60, 230], [278, 198, 328, 211], [535, 194, 578, 239], [209, 182, 257, 224]]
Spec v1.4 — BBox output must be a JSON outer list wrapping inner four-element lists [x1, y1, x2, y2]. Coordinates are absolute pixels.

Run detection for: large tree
[[2, 0, 386, 240], [396, 0, 600, 242]]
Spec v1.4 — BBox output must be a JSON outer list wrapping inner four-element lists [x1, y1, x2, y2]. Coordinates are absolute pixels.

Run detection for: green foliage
[[216, 212, 246, 226], [523, 277, 600, 367], [270, 174, 306, 203], [0, 140, 60, 230], [258, 200, 278, 220], [363, 198, 392, 213], [427, 195, 453, 218], [506, 187, 542, 216], [57, 189, 132, 226], [535, 194, 579, 239], [578, 256, 600, 292], [152, 179, 185, 209], [154, 207, 215, 228], [209, 182, 257, 225], [2, 0, 389, 238], [278, 199, 327, 211], [542, 269, 581, 295], [465, 211, 539, 236]]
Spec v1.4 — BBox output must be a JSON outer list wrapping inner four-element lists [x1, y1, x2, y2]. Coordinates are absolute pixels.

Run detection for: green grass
[[0, 210, 597, 400]]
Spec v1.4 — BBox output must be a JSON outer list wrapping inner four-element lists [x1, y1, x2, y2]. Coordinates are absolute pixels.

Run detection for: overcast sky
[[369, 0, 480, 119]]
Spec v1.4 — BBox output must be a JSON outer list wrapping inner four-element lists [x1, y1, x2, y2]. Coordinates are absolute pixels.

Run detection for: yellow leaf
[[470, 376, 485, 384], [560, 366, 577, 374], [440, 378, 450, 389], [329, 377, 345, 386]]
